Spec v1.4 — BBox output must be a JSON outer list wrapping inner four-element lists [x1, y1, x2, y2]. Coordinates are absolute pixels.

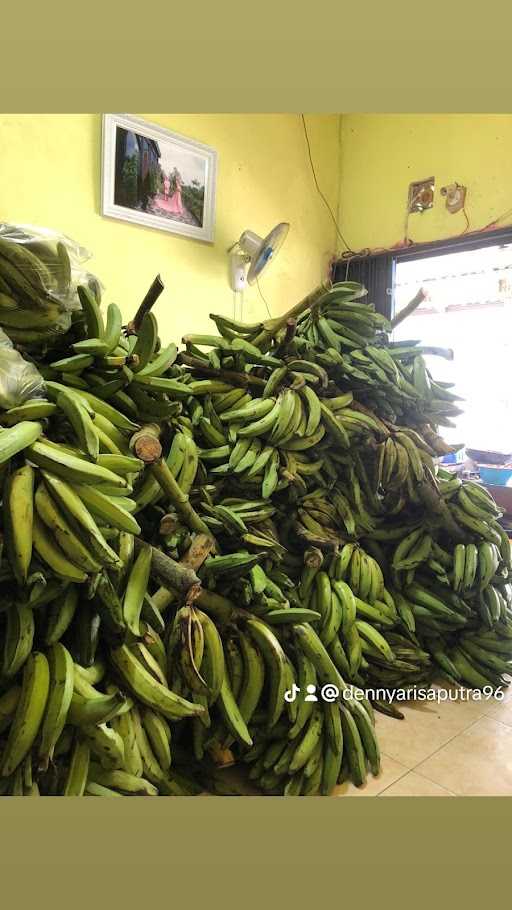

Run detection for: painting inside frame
[[102, 115, 217, 242]]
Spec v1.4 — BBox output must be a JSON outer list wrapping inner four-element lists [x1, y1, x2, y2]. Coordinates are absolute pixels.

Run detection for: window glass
[[393, 244, 512, 453]]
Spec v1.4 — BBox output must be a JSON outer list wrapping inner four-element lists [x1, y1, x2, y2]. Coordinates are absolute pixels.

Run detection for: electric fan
[[228, 222, 289, 292]]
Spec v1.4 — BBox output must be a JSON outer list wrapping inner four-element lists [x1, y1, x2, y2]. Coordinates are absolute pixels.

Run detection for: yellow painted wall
[[337, 114, 512, 252], [0, 113, 340, 340]]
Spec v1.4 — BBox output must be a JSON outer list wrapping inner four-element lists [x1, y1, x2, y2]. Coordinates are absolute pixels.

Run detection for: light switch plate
[[441, 183, 467, 214]]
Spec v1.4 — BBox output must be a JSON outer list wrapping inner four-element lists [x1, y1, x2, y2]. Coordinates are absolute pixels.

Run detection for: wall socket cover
[[407, 177, 435, 213]]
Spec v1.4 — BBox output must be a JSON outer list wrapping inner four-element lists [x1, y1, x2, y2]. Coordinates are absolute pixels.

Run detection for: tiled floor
[[208, 680, 512, 796], [334, 681, 512, 797]]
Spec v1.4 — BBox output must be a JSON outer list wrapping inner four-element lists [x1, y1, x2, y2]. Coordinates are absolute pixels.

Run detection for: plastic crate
[[478, 465, 512, 487], [440, 448, 465, 465]]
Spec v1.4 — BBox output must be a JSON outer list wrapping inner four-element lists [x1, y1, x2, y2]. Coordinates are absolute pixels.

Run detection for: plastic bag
[[0, 223, 104, 348], [0, 328, 46, 409]]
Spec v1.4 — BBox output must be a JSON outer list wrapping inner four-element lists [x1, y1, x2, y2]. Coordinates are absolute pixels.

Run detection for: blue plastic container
[[441, 448, 465, 465], [478, 465, 512, 487]]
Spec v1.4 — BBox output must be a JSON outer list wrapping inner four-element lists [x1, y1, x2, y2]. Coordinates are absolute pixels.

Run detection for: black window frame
[[332, 226, 512, 320]]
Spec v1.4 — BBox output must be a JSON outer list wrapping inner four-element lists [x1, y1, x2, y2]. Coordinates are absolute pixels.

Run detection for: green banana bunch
[[1, 249, 510, 796]]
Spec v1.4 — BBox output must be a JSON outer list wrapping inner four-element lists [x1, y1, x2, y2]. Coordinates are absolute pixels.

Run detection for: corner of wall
[[335, 114, 344, 257]]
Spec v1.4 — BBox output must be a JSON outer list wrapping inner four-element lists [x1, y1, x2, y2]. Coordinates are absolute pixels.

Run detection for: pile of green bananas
[[0, 229, 103, 347], [0, 257, 510, 797]]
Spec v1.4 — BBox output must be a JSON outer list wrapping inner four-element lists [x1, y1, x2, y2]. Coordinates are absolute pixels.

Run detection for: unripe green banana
[[1, 652, 50, 777]]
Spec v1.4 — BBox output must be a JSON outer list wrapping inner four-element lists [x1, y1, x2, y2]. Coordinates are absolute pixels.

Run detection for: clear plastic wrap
[[0, 328, 46, 409], [0, 223, 104, 348]]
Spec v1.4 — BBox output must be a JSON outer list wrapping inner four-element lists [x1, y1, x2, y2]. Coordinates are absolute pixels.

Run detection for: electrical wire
[[483, 206, 512, 231], [256, 276, 272, 319], [404, 208, 411, 245], [403, 185, 433, 246], [301, 114, 512, 265], [300, 114, 355, 256], [347, 198, 512, 264]]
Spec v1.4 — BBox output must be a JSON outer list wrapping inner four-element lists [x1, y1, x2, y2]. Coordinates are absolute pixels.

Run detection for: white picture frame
[[101, 113, 217, 243]]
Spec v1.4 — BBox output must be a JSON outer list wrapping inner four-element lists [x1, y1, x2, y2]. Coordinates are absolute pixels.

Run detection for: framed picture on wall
[[101, 114, 217, 242]]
